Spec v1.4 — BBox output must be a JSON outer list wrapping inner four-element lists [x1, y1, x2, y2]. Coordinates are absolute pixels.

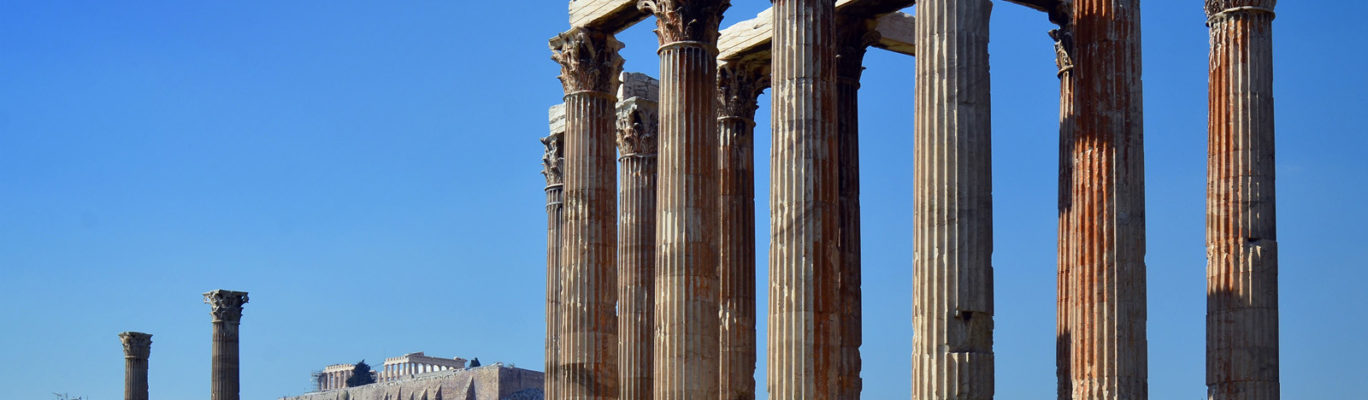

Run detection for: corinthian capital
[[836, 16, 880, 82], [203, 289, 249, 323], [1049, 28, 1074, 77], [550, 27, 624, 94], [542, 131, 564, 186], [717, 60, 768, 120], [119, 331, 152, 359], [638, 0, 731, 44], [616, 98, 659, 157]]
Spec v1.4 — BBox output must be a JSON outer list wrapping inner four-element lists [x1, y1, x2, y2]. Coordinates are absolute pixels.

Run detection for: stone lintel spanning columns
[[119, 331, 152, 400], [834, 15, 878, 400], [544, 104, 566, 400], [769, 1, 839, 399], [912, 0, 995, 399], [204, 289, 248, 400], [550, 25, 623, 400], [636, 1, 729, 399], [571, 0, 911, 34], [718, 8, 915, 64], [1059, 0, 1147, 398], [1205, 1, 1279, 399], [616, 71, 660, 400], [716, 58, 767, 400]]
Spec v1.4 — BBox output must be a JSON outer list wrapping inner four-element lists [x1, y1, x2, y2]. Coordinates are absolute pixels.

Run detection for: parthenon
[[543, 1, 1280, 399]]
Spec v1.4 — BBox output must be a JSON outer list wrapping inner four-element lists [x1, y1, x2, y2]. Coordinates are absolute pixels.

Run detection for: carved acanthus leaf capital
[[836, 16, 881, 81], [1049, 28, 1074, 77], [717, 60, 768, 121], [638, 0, 731, 45], [203, 290, 249, 323], [119, 331, 152, 359], [550, 28, 624, 94], [541, 132, 564, 186], [616, 98, 659, 157]]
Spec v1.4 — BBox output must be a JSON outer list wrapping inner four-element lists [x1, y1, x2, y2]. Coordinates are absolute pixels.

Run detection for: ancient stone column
[[544, 105, 566, 400], [1059, 0, 1147, 398], [636, 1, 729, 399], [1049, 10, 1078, 398], [716, 59, 766, 400], [119, 332, 152, 400], [769, 0, 839, 399], [835, 16, 876, 400], [1205, 1, 1279, 399], [204, 290, 248, 400], [550, 26, 622, 400], [912, 0, 994, 399], [616, 72, 660, 400]]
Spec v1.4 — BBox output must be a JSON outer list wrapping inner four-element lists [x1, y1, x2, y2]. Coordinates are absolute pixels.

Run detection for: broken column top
[[617, 72, 659, 102]]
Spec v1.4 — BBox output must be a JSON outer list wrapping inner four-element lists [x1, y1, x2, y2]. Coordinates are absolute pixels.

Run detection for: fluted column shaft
[[912, 1, 994, 399], [120, 332, 152, 400], [618, 95, 659, 400], [1060, 0, 1147, 398], [639, 2, 729, 399], [1050, 19, 1079, 400], [1205, 2, 1278, 399], [835, 17, 875, 400], [770, 1, 839, 399], [551, 27, 623, 400], [543, 122, 566, 400], [204, 290, 248, 400], [717, 61, 765, 400]]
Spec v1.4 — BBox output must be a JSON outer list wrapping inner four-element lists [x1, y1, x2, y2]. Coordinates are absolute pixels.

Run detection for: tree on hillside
[[346, 360, 376, 387]]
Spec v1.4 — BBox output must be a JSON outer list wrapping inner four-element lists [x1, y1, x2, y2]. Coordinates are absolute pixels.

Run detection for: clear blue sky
[[2, 1, 1364, 399]]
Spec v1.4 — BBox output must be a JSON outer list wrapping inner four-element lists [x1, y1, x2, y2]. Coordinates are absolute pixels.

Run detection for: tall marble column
[[835, 16, 876, 400], [119, 332, 152, 400], [617, 73, 660, 400], [637, 1, 729, 399], [543, 105, 567, 400], [1205, 1, 1278, 399], [716, 59, 766, 400], [1049, 8, 1078, 397], [204, 290, 248, 400], [912, 1, 994, 399], [769, 0, 839, 399], [551, 26, 622, 400], [1060, 0, 1147, 398]]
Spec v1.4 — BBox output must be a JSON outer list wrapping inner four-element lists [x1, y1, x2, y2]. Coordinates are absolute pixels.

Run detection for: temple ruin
[[286, 363, 545, 400], [542, 1, 1280, 399]]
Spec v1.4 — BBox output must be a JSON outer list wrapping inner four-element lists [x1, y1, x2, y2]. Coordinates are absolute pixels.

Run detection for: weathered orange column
[[204, 290, 248, 400], [542, 106, 566, 400], [617, 73, 660, 400], [550, 26, 623, 400], [835, 17, 875, 400], [717, 59, 766, 400], [119, 331, 152, 400], [638, 1, 729, 399], [1060, 0, 1147, 398], [912, 0, 994, 399], [1049, 8, 1078, 397], [769, 0, 839, 399], [1205, 1, 1279, 399]]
